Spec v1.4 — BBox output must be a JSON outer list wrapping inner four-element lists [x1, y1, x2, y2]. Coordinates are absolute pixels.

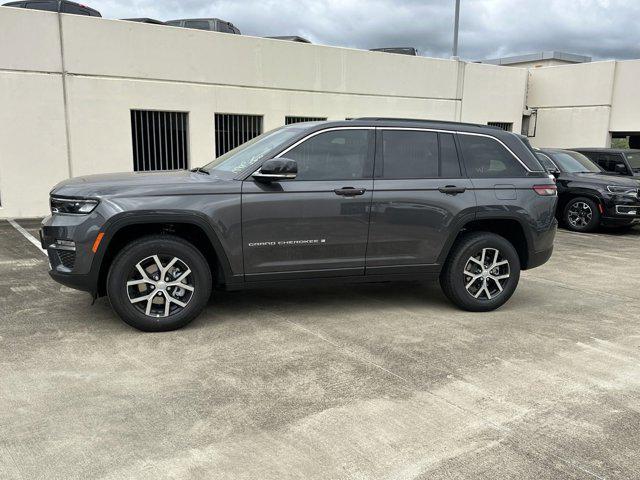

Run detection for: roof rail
[[351, 117, 504, 130]]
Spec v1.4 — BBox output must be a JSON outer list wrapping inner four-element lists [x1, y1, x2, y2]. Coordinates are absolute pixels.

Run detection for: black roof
[[121, 18, 166, 24], [267, 36, 311, 43], [571, 148, 640, 153], [370, 47, 418, 56], [351, 117, 504, 131]]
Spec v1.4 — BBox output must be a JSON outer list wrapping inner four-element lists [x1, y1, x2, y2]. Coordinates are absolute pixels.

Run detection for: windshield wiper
[[190, 167, 210, 175]]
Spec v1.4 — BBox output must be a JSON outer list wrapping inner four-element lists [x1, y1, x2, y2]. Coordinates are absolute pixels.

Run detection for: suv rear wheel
[[440, 232, 521, 312], [106, 235, 212, 331], [563, 197, 600, 232]]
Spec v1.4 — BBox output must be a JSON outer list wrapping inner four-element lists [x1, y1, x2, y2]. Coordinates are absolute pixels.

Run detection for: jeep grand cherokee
[[41, 119, 557, 331]]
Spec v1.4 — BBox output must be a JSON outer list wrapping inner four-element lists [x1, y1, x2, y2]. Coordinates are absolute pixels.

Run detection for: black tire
[[440, 232, 521, 312], [563, 197, 600, 232], [106, 235, 212, 332]]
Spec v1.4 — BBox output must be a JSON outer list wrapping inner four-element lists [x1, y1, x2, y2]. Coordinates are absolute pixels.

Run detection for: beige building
[[0, 7, 638, 218], [482, 51, 591, 69]]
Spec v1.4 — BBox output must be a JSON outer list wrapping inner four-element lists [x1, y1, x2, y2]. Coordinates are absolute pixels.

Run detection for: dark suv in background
[[572, 148, 640, 178], [41, 119, 557, 331], [165, 18, 240, 34], [2, 0, 100, 16], [536, 148, 640, 232]]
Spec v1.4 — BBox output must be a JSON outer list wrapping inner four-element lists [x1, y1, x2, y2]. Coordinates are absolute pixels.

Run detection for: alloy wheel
[[567, 201, 593, 229], [463, 248, 510, 300], [126, 255, 194, 317]]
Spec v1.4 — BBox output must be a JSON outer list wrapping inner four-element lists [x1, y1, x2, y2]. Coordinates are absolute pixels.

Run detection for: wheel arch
[[439, 216, 532, 270], [94, 211, 234, 296]]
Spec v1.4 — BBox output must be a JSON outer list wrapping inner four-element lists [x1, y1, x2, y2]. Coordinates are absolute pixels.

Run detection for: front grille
[[57, 250, 76, 269]]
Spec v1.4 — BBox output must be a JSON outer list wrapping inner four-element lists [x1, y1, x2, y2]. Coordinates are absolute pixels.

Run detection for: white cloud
[[87, 0, 640, 60]]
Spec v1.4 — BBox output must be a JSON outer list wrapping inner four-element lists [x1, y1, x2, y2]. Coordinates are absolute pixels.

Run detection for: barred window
[[215, 114, 263, 157], [131, 110, 188, 171]]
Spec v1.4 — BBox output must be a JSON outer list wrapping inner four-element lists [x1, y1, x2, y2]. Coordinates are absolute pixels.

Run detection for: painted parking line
[[7, 219, 47, 256]]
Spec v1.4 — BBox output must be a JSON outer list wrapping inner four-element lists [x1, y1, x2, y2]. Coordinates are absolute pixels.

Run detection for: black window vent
[[487, 122, 513, 132], [131, 110, 189, 171], [285, 116, 327, 125]]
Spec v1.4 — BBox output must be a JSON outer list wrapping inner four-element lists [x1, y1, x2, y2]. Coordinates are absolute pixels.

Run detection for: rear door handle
[[438, 185, 466, 195], [334, 187, 367, 197]]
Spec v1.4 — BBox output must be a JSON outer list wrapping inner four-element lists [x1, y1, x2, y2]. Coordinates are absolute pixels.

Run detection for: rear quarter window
[[458, 135, 526, 178]]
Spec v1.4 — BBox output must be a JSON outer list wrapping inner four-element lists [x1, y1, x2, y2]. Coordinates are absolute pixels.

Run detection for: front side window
[[459, 135, 526, 178], [382, 130, 438, 179], [284, 129, 372, 181], [624, 152, 640, 172], [599, 154, 625, 172]]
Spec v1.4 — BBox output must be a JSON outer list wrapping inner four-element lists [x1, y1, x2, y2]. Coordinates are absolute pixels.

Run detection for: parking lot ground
[[1, 219, 640, 480]]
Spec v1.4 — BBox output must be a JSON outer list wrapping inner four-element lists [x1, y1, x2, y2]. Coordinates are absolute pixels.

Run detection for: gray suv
[[41, 119, 557, 331]]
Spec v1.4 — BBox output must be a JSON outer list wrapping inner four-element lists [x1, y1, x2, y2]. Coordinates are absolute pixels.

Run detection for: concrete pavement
[[1, 219, 639, 479]]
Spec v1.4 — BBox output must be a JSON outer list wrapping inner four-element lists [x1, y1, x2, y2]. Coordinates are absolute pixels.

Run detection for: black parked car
[[536, 148, 640, 232], [571, 148, 640, 178], [121, 18, 165, 25], [2, 0, 100, 16], [370, 47, 418, 56], [165, 18, 240, 34]]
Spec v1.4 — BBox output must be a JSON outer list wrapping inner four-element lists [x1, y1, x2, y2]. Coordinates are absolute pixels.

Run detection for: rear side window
[[285, 129, 372, 181], [458, 135, 526, 178], [536, 153, 558, 172], [184, 20, 210, 30], [382, 130, 438, 179], [25, 1, 58, 11]]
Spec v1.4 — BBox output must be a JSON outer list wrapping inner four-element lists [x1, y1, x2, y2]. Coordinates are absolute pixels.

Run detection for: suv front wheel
[[106, 235, 212, 331], [563, 197, 600, 232], [440, 232, 521, 312]]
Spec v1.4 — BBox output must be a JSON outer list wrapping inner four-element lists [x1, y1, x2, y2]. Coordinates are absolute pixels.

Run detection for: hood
[[50, 170, 239, 198], [561, 172, 640, 187]]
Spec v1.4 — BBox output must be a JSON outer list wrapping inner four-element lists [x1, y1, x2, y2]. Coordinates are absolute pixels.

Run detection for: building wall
[[527, 61, 620, 149], [0, 7, 532, 218]]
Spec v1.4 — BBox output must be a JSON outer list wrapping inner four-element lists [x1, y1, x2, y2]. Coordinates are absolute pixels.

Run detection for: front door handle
[[438, 185, 466, 195], [334, 187, 367, 197]]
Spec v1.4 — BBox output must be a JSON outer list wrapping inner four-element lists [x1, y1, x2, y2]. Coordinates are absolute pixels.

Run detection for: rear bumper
[[527, 245, 554, 269]]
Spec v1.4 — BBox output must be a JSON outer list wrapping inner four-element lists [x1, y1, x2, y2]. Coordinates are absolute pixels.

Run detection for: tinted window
[[440, 133, 462, 177], [598, 153, 625, 173], [184, 20, 211, 30], [550, 151, 600, 173], [285, 130, 372, 181], [382, 130, 438, 179], [459, 135, 525, 178], [25, 1, 58, 11], [536, 153, 558, 172], [216, 21, 235, 33], [624, 152, 640, 171]]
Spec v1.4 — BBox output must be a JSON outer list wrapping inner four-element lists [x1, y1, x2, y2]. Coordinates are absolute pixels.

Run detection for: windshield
[[548, 151, 602, 173], [624, 152, 640, 171], [203, 126, 305, 174]]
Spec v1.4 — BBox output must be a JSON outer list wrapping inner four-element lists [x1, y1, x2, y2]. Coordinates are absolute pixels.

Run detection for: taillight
[[533, 185, 557, 196]]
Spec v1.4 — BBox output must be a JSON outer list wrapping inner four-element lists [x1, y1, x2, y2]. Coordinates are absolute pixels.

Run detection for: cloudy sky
[[88, 0, 640, 61]]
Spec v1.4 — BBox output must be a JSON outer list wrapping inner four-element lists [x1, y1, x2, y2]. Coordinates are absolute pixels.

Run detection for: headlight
[[606, 185, 638, 196], [50, 197, 99, 215]]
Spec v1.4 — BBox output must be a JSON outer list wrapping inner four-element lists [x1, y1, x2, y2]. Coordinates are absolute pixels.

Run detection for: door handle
[[334, 187, 367, 196], [438, 185, 466, 195]]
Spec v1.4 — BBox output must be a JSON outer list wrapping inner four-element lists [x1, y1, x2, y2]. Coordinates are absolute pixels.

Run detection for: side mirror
[[253, 158, 297, 183], [614, 163, 628, 174]]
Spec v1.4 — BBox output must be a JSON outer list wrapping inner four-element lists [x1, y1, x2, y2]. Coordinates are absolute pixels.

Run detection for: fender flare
[[94, 210, 235, 286], [436, 212, 533, 267]]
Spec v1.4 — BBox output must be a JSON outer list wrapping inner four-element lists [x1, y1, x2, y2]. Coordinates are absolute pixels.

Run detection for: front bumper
[[41, 212, 106, 294]]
